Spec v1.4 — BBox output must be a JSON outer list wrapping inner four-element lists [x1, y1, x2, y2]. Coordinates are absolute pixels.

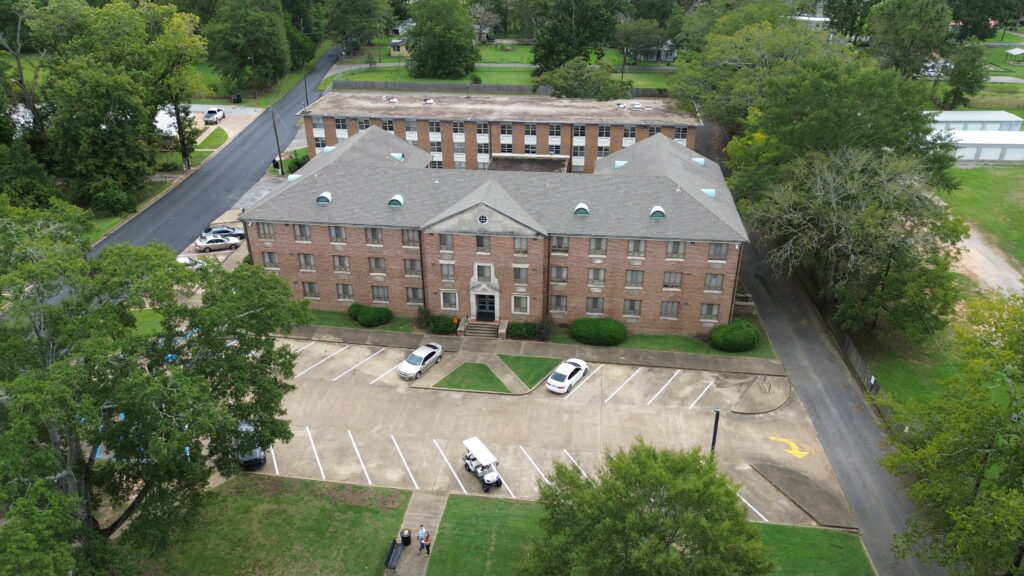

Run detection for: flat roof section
[[951, 130, 1024, 145], [930, 110, 1023, 122], [302, 90, 700, 125]]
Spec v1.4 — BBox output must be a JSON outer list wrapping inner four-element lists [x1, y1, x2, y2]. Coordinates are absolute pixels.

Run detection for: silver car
[[397, 343, 443, 380], [194, 234, 240, 253]]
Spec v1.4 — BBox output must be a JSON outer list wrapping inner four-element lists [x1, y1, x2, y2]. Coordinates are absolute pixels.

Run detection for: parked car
[[194, 234, 240, 253], [201, 225, 245, 239], [397, 343, 443, 380], [176, 256, 206, 270], [204, 107, 226, 124], [235, 421, 266, 469], [545, 358, 589, 394]]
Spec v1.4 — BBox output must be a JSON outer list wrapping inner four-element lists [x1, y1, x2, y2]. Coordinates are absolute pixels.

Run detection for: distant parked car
[[204, 107, 226, 124], [194, 234, 240, 253], [176, 256, 206, 270], [397, 343, 443, 380], [545, 358, 588, 394], [201, 225, 245, 239]]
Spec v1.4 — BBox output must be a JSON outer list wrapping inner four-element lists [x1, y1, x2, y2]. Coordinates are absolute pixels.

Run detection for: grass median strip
[[435, 362, 510, 392], [197, 126, 228, 149], [760, 524, 875, 576], [429, 494, 544, 576], [498, 355, 562, 389]]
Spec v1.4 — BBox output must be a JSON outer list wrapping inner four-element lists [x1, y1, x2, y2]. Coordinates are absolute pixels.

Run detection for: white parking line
[[294, 345, 349, 378], [270, 447, 279, 475], [738, 493, 768, 522], [433, 439, 467, 494], [391, 435, 419, 490], [348, 430, 372, 485], [518, 445, 550, 486], [646, 369, 681, 406], [295, 341, 315, 352], [689, 378, 715, 409], [306, 426, 325, 480], [496, 473, 516, 499], [331, 348, 384, 382], [369, 362, 403, 385], [604, 367, 643, 404], [562, 449, 594, 484], [565, 364, 604, 398]]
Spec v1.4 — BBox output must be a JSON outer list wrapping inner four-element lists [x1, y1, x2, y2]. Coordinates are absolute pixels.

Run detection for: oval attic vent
[[650, 205, 666, 218], [574, 202, 590, 216], [388, 194, 404, 207], [316, 192, 332, 204]]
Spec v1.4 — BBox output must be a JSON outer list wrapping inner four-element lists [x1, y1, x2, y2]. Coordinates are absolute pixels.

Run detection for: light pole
[[710, 407, 721, 453], [248, 55, 256, 100], [271, 109, 284, 176], [300, 19, 309, 107]]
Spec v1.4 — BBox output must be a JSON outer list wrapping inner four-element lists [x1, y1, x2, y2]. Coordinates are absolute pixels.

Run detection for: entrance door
[[476, 295, 495, 322]]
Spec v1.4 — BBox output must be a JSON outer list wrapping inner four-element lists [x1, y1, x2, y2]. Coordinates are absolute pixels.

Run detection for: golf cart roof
[[462, 436, 497, 466]]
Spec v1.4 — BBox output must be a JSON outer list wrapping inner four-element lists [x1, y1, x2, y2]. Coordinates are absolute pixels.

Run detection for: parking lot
[[257, 336, 855, 528]]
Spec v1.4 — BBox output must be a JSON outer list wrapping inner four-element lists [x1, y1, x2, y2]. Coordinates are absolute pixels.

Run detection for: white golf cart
[[462, 436, 503, 493]]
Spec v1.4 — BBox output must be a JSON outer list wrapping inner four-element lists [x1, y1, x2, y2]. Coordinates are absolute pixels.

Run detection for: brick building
[[300, 91, 700, 173], [241, 126, 747, 336]]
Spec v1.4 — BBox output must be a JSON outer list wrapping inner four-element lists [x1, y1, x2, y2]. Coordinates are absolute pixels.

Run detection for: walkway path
[[394, 492, 448, 576], [956, 226, 1023, 294]]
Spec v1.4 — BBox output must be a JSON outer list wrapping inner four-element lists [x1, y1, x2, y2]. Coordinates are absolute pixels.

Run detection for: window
[[298, 253, 315, 271], [314, 137, 326, 148], [572, 145, 585, 157], [312, 116, 324, 129], [624, 125, 636, 138], [500, 122, 512, 135], [335, 118, 346, 130], [524, 144, 536, 154], [674, 127, 687, 140], [257, 222, 274, 240], [455, 160, 466, 170], [439, 234, 453, 251], [333, 255, 350, 272], [428, 120, 440, 133], [586, 297, 604, 314], [477, 122, 489, 135], [550, 236, 569, 254], [513, 295, 529, 314], [666, 241, 684, 259], [430, 141, 442, 153], [701, 303, 720, 321], [302, 282, 320, 298], [405, 119, 417, 133], [406, 287, 424, 304], [627, 239, 646, 257], [477, 142, 490, 154], [372, 285, 389, 302], [440, 263, 455, 281], [500, 143, 513, 154], [589, 237, 607, 255], [597, 146, 609, 157], [382, 119, 394, 132], [587, 268, 605, 286], [513, 266, 528, 285], [452, 121, 464, 134], [550, 265, 568, 283], [626, 270, 644, 288], [549, 124, 561, 136], [550, 294, 567, 312], [430, 160, 443, 169], [293, 224, 310, 241], [598, 125, 611, 138], [709, 243, 728, 260], [476, 235, 490, 253], [368, 257, 386, 274], [262, 251, 279, 269], [329, 226, 346, 243], [352, 118, 367, 131], [648, 125, 661, 136], [573, 124, 586, 137], [525, 123, 537, 135], [513, 237, 529, 255], [623, 299, 642, 316], [704, 274, 724, 292], [402, 229, 419, 247], [663, 272, 682, 289], [549, 145, 561, 155], [476, 264, 492, 282], [661, 301, 679, 319], [454, 142, 466, 154], [404, 259, 422, 276], [337, 283, 354, 300], [366, 227, 383, 245], [441, 291, 458, 310]]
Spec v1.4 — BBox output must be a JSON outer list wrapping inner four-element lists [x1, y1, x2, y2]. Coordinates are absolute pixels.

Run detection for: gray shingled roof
[[242, 129, 748, 243]]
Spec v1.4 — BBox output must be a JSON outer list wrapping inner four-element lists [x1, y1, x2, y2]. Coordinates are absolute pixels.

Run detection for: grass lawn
[[962, 82, 1024, 111], [498, 355, 562, 389], [853, 326, 959, 405], [760, 524, 875, 576], [940, 165, 1024, 268], [984, 44, 1024, 79], [435, 362, 510, 392], [308, 309, 414, 332], [428, 494, 544, 576], [335, 65, 672, 90], [479, 44, 535, 64], [131, 309, 164, 336], [88, 215, 124, 244], [198, 126, 228, 148], [128, 475, 409, 576]]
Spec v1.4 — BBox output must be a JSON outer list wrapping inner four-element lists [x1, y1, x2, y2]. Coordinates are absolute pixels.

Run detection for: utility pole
[[271, 110, 284, 176], [300, 19, 309, 107]]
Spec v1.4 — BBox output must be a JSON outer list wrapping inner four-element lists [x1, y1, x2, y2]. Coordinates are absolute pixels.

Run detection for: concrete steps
[[463, 322, 499, 339]]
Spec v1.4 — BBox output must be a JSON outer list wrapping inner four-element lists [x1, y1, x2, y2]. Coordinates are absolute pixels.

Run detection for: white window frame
[[441, 290, 458, 310], [512, 294, 530, 315]]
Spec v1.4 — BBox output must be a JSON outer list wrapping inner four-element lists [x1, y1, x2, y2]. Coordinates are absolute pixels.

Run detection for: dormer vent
[[287, 174, 301, 182], [692, 157, 706, 166], [316, 192, 332, 205], [390, 152, 405, 162], [388, 194, 404, 207], [613, 160, 628, 170], [650, 205, 666, 218], [574, 202, 590, 216], [701, 188, 717, 199]]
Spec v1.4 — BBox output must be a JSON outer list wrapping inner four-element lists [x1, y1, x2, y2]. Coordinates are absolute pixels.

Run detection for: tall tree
[[205, 0, 291, 95], [520, 441, 775, 576], [942, 38, 990, 109], [321, 0, 391, 56], [408, 0, 479, 79], [531, 0, 625, 73], [673, 0, 791, 53], [948, 0, 1019, 40], [822, 0, 881, 41], [867, 0, 951, 78], [534, 56, 632, 99], [616, 19, 665, 65], [744, 148, 966, 338]]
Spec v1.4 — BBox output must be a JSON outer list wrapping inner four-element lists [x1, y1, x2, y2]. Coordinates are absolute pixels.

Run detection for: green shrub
[[347, 302, 366, 321], [242, 255, 252, 265], [287, 152, 310, 173], [471, 74, 482, 84], [430, 315, 459, 334], [356, 306, 393, 327], [709, 319, 760, 352], [571, 317, 627, 346], [415, 306, 431, 330], [537, 315, 554, 341], [508, 322, 538, 339]]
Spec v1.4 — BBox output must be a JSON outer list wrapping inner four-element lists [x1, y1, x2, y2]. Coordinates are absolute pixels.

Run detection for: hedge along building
[[240, 126, 748, 336]]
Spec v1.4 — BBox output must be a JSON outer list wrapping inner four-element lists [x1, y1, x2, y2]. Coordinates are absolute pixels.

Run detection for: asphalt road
[[89, 47, 339, 257], [740, 245, 945, 576]]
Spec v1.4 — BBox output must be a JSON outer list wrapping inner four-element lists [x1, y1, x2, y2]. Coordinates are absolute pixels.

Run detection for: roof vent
[[287, 174, 301, 182], [390, 152, 405, 162], [616, 103, 626, 109], [389, 97, 398, 104], [322, 146, 337, 153], [423, 98, 435, 105], [631, 102, 643, 110], [692, 157, 706, 166], [613, 160, 628, 170], [574, 202, 590, 216], [701, 188, 717, 199], [650, 205, 666, 218], [316, 192, 332, 205], [388, 194, 404, 207]]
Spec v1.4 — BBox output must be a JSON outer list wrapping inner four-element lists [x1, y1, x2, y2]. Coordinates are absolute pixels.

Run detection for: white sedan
[[194, 234, 240, 253], [545, 358, 589, 394], [397, 343, 443, 380]]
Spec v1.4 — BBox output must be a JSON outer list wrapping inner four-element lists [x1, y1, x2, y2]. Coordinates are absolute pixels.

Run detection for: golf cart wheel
[[483, 483, 490, 493], [495, 478, 503, 487], [464, 462, 472, 472]]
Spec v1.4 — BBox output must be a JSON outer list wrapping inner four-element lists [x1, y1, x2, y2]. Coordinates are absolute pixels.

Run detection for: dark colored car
[[236, 421, 266, 469]]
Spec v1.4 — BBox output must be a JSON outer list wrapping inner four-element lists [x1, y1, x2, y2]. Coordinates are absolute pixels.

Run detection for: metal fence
[[331, 80, 669, 98]]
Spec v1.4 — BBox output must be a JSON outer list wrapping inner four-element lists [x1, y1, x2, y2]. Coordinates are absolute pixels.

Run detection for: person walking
[[423, 531, 432, 556], [417, 525, 427, 554]]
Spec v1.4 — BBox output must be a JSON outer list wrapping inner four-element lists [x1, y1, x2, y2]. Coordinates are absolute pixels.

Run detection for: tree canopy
[[616, 19, 665, 65], [867, 0, 952, 78], [408, 0, 480, 79], [822, 0, 881, 40], [520, 440, 774, 576], [531, 0, 625, 73], [534, 57, 632, 99], [321, 0, 391, 56], [205, 0, 291, 95], [947, 0, 1020, 40]]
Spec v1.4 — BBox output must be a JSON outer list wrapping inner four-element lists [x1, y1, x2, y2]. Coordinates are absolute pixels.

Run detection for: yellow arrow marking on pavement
[[769, 437, 811, 459]]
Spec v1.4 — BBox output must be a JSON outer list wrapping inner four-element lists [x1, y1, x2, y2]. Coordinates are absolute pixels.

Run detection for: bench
[[384, 539, 402, 573]]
